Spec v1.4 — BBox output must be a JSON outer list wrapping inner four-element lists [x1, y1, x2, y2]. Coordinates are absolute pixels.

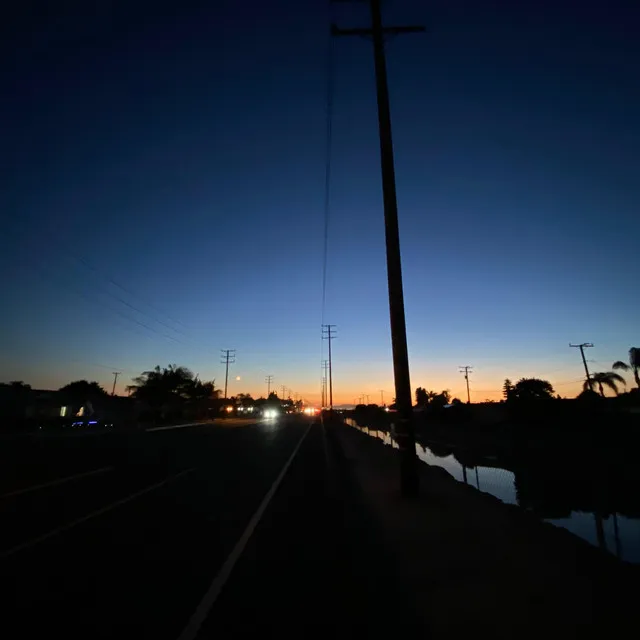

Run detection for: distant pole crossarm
[[331, 25, 425, 37], [570, 343, 594, 391]]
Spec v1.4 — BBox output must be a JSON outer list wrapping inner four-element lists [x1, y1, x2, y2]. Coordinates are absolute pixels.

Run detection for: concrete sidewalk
[[328, 423, 639, 639]]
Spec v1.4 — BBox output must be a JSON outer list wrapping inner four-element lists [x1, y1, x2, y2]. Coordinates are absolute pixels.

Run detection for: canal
[[346, 420, 640, 564]]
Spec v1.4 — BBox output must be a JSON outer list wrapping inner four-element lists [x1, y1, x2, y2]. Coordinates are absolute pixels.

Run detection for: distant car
[[263, 408, 279, 419], [64, 418, 114, 429]]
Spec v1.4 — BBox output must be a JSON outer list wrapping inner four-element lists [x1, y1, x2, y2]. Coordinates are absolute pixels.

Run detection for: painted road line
[[177, 423, 312, 640], [0, 468, 195, 559], [146, 422, 205, 432], [147, 419, 257, 432], [1, 467, 114, 500]]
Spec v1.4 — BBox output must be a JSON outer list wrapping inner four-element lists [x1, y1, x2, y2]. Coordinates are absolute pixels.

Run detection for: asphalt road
[[1, 418, 420, 639]]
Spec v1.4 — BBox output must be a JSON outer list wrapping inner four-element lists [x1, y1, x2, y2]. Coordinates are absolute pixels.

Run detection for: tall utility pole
[[321, 360, 329, 408], [322, 324, 336, 410], [379, 390, 385, 406], [570, 343, 594, 391], [111, 372, 119, 396], [281, 385, 287, 400], [221, 349, 236, 399], [332, 1, 424, 497], [265, 375, 274, 397], [459, 366, 473, 404]]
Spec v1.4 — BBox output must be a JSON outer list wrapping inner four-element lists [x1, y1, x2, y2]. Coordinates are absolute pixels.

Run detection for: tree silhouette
[[613, 347, 640, 388], [503, 378, 513, 400], [584, 372, 626, 397], [431, 390, 451, 408], [58, 380, 107, 404], [415, 387, 428, 407], [128, 365, 198, 407], [510, 378, 555, 401]]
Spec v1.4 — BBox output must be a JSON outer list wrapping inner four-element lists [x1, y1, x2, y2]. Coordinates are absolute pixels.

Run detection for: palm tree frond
[[590, 371, 626, 396], [612, 360, 630, 371]]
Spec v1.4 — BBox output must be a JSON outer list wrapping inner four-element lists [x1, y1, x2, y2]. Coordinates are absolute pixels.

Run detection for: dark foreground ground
[[1, 418, 419, 639]]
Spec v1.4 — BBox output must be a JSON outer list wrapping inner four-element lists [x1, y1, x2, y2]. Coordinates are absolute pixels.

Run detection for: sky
[[2, 0, 639, 404]]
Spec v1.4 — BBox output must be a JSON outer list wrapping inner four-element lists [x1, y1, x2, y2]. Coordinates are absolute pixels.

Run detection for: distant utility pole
[[322, 360, 329, 408], [281, 385, 287, 400], [221, 349, 236, 399], [265, 375, 274, 397], [111, 372, 119, 396], [364, 393, 370, 404], [322, 324, 336, 410], [332, 0, 424, 497], [379, 390, 385, 406], [570, 343, 594, 391], [459, 366, 473, 404]]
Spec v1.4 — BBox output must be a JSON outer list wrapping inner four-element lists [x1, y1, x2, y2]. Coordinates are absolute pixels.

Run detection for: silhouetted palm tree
[[612, 347, 640, 388], [584, 372, 626, 397]]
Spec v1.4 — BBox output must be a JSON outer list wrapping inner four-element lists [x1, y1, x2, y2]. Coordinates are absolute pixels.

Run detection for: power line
[[321, 0, 338, 329], [25, 257, 187, 346], [70, 254, 187, 337]]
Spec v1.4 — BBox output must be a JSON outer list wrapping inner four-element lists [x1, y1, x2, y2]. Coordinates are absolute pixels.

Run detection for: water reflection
[[349, 420, 639, 564]]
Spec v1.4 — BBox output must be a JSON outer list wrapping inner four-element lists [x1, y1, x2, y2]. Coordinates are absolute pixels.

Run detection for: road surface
[[1, 418, 420, 639]]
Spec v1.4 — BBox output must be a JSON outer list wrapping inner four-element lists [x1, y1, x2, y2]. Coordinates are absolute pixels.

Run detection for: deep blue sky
[[2, 0, 639, 402]]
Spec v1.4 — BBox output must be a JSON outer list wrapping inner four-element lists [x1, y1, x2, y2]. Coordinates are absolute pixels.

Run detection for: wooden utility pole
[[221, 349, 236, 399], [111, 372, 119, 396], [322, 325, 336, 410], [332, 0, 424, 496], [459, 366, 473, 404], [570, 343, 594, 391]]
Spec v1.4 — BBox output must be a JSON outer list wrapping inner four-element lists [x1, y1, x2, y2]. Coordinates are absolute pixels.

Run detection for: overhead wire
[[70, 254, 188, 335], [320, 0, 336, 403], [13, 224, 223, 358]]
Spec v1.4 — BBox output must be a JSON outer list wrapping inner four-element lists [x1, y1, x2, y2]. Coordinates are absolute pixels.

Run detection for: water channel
[[346, 419, 640, 564]]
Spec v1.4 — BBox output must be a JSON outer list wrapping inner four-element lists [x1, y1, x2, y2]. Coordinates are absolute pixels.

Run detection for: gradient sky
[[2, 0, 639, 404]]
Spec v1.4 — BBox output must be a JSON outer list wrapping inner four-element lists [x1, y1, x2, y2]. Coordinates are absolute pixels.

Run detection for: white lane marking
[[146, 423, 205, 432], [177, 424, 312, 640], [147, 419, 259, 433], [0, 468, 195, 559], [1, 466, 114, 500]]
